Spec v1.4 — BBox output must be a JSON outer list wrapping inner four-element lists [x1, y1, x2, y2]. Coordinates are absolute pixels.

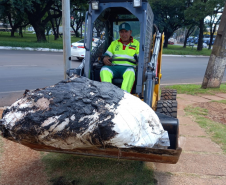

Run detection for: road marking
[[0, 90, 25, 94], [1, 65, 38, 67]]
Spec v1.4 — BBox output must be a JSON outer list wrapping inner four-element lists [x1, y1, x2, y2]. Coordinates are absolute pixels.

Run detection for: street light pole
[[62, 0, 71, 79]]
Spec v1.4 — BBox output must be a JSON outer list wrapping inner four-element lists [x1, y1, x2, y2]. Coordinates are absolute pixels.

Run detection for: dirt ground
[[0, 94, 226, 185], [194, 101, 226, 125], [154, 93, 226, 185], [0, 108, 48, 185]]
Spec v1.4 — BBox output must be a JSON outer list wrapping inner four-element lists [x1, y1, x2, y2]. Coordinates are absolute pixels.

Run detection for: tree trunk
[[75, 31, 79, 37], [48, 10, 58, 40], [201, 3, 226, 88], [197, 19, 204, 51], [208, 32, 214, 50], [75, 25, 81, 37], [35, 28, 46, 42], [163, 33, 169, 48], [56, 26, 60, 39], [208, 16, 221, 50], [183, 26, 194, 48], [8, 14, 17, 37], [19, 27, 23, 38], [10, 28, 16, 37], [80, 12, 83, 38], [55, 17, 61, 39], [32, 22, 47, 42], [75, 20, 82, 37]]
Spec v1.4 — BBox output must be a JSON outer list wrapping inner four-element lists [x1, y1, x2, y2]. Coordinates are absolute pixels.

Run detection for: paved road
[[161, 56, 226, 85], [0, 50, 80, 92], [0, 50, 80, 106], [0, 50, 226, 106]]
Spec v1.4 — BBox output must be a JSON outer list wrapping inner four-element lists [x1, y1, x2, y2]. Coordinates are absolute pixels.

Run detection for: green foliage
[[149, 0, 189, 47], [185, 105, 226, 153], [163, 83, 226, 95], [185, 0, 225, 22], [70, 1, 88, 37], [184, 0, 225, 51], [150, 0, 186, 31], [149, 0, 225, 48], [41, 153, 155, 185], [0, 0, 29, 33], [211, 100, 226, 105]]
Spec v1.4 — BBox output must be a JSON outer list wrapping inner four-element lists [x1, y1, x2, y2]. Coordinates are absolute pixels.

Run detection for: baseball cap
[[119, 22, 131, 31]]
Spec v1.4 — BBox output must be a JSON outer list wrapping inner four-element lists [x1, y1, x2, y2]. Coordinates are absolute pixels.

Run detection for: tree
[[48, 1, 62, 40], [70, 10, 85, 37], [0, 0, 29, 37], [205, 13, 222, 50], [149, 0, 191, 48], [201, 2, 226, 88], [70, 1, 88, 37], [185, 0, 225, 51], [0, 0, 62, 42], [183, 25, 197, 48], [23, 0, 62, 42]]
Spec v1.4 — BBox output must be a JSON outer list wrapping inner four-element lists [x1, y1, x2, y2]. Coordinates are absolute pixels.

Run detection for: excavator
[[0, 0, 182, 164], [65, 0, 182, 164]]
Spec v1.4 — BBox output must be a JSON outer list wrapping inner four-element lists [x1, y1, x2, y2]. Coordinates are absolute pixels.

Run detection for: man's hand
[[103, 56, 112, 66]]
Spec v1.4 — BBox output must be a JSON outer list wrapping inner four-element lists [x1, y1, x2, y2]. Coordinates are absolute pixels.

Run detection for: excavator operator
[[100, 22, 140, 93]]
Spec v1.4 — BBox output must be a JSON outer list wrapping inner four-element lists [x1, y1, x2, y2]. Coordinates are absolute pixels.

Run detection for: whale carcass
[[0, 75, 172, 161]]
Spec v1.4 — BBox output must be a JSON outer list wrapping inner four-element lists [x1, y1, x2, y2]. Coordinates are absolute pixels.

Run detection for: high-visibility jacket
[[104, 36, 139, 66]]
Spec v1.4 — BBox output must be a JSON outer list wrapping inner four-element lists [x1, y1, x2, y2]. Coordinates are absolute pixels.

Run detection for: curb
[[0, 46, 209, 57], [0, 46, 63, 52], [163, 54, 208, 58]]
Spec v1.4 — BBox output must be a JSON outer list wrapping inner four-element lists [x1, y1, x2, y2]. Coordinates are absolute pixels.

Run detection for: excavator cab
[[67, 0, 182, 164]]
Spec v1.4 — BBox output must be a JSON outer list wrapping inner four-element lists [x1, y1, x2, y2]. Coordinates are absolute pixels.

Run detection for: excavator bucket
[[0, 0, 182, 164], [12, 140, 182, 164]]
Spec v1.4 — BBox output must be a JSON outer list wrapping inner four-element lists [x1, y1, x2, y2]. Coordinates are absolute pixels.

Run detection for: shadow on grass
[[41, 152, 156, 185]]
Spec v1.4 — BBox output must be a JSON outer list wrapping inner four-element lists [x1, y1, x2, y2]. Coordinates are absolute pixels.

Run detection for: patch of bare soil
[[0, 109, 3, 119], [194, 101, 226, 125], [0, 138, 49, 185], [0, 108, 48, 185]]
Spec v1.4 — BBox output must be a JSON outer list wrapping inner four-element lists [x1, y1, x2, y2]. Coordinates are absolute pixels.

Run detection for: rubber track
[[161, 89, 177, 100], [156, 100, 177, 118]]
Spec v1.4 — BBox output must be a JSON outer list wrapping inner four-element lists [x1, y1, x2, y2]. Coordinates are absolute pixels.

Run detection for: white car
[[203, 43, 208, 48], [71, 38, 100, 60]]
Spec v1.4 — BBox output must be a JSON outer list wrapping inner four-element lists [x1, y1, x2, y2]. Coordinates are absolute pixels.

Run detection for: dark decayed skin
[[0, 76, 124, 147]]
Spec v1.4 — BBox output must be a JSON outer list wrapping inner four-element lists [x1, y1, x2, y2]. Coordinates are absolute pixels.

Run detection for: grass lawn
[[0, 31, 81, 49], [185, 105, 226, 153], [163, 44, 212, 56], [162, 83, 226, 153], [0, 31, 212, 55], [163, 83, 226, 95]]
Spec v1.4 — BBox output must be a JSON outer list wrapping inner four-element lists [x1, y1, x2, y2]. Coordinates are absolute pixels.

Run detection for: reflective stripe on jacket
[[104, 37, 139, 66]]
